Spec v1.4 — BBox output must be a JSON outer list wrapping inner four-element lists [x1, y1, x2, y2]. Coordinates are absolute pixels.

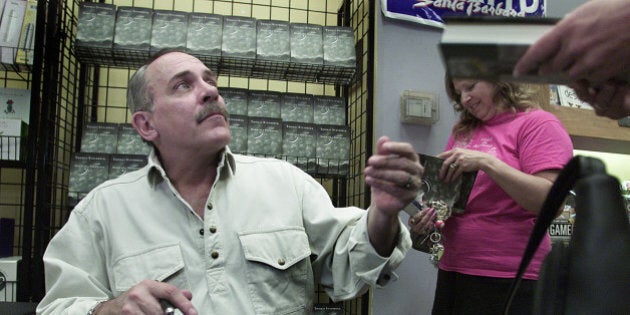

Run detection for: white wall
[[370, 1, 588, 314]]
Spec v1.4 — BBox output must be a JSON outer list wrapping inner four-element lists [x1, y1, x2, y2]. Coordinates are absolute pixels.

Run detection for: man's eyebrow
[[168, 69, 216, 83]]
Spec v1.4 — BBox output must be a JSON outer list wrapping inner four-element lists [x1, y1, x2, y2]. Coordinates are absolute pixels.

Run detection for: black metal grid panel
[[0, 0, 65, 303], [344, 1, 372, 210]]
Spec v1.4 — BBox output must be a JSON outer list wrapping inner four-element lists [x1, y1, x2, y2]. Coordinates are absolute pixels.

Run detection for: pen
[[159, 299, 176, 315]]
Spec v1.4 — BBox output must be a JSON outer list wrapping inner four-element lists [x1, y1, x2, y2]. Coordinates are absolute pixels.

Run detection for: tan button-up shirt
[[37, 149, 411, 314]]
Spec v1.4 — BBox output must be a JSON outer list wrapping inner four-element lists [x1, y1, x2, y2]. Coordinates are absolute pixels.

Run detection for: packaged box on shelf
[[150, 10, 188, 53], [0, 118, 27, 161], [0, 256, 21, 302], [15, 0, 38, 66], [0, 0, 28, 65], [75, 2, 116, 62]]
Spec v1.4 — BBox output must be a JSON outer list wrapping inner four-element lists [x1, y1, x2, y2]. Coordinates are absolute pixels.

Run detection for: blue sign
[[381, 0, 546, 28]]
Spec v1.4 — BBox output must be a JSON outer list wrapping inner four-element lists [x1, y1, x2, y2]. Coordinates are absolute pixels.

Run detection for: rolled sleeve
[[328, 212, 411, 301]]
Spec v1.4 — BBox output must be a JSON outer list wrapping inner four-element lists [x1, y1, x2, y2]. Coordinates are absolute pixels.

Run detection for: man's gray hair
[[127, 64, 153, 113]]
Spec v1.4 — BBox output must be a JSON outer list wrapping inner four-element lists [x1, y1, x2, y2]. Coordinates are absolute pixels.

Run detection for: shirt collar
[[146, 147, 237, 186]]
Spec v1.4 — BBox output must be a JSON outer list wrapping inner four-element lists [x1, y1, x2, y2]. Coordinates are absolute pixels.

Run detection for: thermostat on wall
[[400, 90, 439, 125]]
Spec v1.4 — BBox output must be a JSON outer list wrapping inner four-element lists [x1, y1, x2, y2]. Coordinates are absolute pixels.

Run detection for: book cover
[[256, 19, 290, 62], [80, 122, 118, 154], [281, 93, 313, 123], [247, 90, 282, 119], [439, 16, 567, 84], [68, 152, 110, 198], [228, 114, 247, 154], [75, 2, 116, 61], [113, 6, 152, 58], [221, 16, 257, 59], [290, 23, 323, 65], [418, 154, 477, 214], [0, 87, 30, 124], [282, 122, 316, 172], [313, 95, 346, 126], [246, 117, 282, 156], [221, 87, 248, 116], [150, 10, 188, 53], [108, 154, 147, 180], [323, 26, 355, 68], [316, 124, 349, 175], [0, 0, 27, 65], [186, 13, 222, 60], [14, 0, 36, 65], [116, 123, 150, 155]]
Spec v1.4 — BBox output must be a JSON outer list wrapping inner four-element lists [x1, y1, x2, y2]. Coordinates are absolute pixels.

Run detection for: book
[[221, 87, 248, 116], [417, 154, 477, 215], [75, 2, 116, 61], [0, 87, 30, 124], [14, 0, 36, 65], [227, 114, 248, 154], [316, 124, 349, 175], [108, 154, 147, 180], [313, 95, 346, 126], [116, 123, 150, 155], [150, 10, 188, 53], [256, 19, 290, 62], [290, 23, 323, 65], [186, 12, 222, 65], [439, 16, 567, 84], [80, 122, 118, 154], [221, 16, 257, 60], [68, 152, 110, 200], [282, 122, 316, 172], [246, 117, 282, 156], [113, 6, 153, 61], [281, 93, 313, 123], [0, 0, 27, 65], [323, 26, 355, 68], [247, 90, 282, 119]]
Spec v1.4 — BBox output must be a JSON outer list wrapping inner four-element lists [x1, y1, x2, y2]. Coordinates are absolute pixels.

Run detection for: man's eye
[[175, 82, 190, 90]]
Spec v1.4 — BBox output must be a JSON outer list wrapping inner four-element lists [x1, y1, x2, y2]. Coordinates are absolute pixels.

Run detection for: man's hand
[[364, 136, 423, 256], [365, 136, 423, 214], [94, 280, 197, 315], [572, 80, 630, 120], [514, 0, 630, 85]]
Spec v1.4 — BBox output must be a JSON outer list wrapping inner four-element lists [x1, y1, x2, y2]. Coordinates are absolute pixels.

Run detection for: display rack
[[1, 0, 376, 311]]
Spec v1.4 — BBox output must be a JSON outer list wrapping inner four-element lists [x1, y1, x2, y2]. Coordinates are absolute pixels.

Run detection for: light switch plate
[[400, 90, 439, 125]]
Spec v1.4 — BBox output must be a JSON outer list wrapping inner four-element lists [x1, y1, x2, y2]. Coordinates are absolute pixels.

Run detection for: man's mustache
[[196, 102, 230, 124]]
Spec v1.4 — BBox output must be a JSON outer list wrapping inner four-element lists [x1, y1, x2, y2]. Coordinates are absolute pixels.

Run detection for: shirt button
[[209, 226, 217, 233], [198, 228, 204, 236], [207, 203, 213, 210], [278, 258, 285, 266], [211, 251, 219, 259]]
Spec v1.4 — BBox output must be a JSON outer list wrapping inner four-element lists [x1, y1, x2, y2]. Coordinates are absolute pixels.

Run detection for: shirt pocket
[[112, 243, 189, 294], [239, 227, 312, 315]]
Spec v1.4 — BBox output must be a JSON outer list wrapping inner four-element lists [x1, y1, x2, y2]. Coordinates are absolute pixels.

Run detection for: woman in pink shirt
[[409, 77, 573, 314]]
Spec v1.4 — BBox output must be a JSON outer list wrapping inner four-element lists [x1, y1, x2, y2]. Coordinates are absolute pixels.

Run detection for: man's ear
[[131, 111, 157, 142]]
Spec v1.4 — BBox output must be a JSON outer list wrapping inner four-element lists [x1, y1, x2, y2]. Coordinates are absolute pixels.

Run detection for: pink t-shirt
[[439, 109, 573, 280]]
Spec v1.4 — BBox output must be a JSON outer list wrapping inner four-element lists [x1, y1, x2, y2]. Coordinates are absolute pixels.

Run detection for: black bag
[[504, 156, 630, 314]]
